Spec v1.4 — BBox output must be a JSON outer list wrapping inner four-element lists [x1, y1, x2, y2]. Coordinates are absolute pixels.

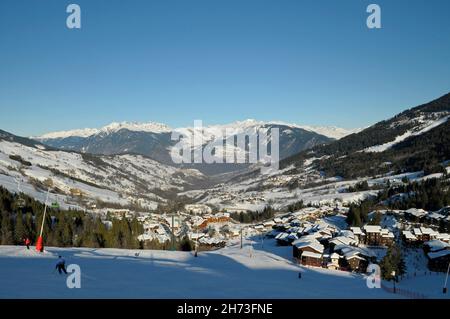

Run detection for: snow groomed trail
[[0, 243, 447, 299]]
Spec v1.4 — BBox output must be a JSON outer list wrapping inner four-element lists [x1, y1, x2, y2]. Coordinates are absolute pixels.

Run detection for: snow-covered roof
[[345, 254, 366, 261], [381, 229, 395, 238], [406, 208, 428, 217], [420, 227, 434, 235], [363, 225, 381, 233], [427, 212, 445, 220], [424, 240, 450, 252], [275, 232, 289, 240], [301, 251, 323, 259], [294, 240, 324, 253], [350, 227, 363, 235], [436, 233, 450, 242], [403, 230, 417, 240], [428, 250, 450, 260], [339, 230, 355, 239], [329, 236, 356, 246]]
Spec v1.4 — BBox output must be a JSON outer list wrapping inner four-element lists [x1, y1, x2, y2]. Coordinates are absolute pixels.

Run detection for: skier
[[24, 238, 31, 250], [55, 256, 68, 275]]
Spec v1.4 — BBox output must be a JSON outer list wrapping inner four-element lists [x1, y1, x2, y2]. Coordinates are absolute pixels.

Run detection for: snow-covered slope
[[298, 125, 362, 139], [0, 244, 403, 299], [362, 115, 449, 153], [0, 133, 206, 210], [1, 241, 446, 299]]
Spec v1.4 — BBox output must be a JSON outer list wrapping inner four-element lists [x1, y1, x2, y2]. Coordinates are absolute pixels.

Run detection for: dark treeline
[[378, 178, 450, 211], [230, 206, 275, 223], [0, 186, 143, 249], [281, 93, 450, 180], [346, 178, 450, 227]]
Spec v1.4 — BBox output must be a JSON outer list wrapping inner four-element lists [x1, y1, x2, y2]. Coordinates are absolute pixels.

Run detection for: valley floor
[[0, 241, 448, 299]]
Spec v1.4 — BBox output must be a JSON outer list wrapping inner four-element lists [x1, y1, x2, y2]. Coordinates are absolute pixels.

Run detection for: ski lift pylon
[[15, 177, 26, 208]]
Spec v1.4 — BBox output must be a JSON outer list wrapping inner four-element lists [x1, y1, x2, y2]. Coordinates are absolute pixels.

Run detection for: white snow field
[[1, 241, 447, 299]]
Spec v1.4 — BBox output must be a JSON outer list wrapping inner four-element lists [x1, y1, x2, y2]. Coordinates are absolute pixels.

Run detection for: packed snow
[[363, 115, 449, 153], [1, 240, 447, 299]]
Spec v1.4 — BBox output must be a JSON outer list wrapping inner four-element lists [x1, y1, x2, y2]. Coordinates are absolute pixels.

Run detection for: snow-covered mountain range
[[37, 121, 172, 139], [34, 120, 351, 174], [1, 92, 448, 212], [34, 120, 358, 140], [181, 93, 450, 211], [0, 129, 206, 211]]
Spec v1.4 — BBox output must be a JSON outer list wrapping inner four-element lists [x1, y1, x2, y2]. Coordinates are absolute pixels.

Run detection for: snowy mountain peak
[[297, 125, 363, 140], [36, 119, 358, 140], [36, 121, 172, 139], [37, 128, 100, 139], [196, 119, 359, 140], [99, 121, 172, 135]]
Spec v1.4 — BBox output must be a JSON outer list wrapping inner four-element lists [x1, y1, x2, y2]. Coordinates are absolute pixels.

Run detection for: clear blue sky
[[1, 0, 449, 137]]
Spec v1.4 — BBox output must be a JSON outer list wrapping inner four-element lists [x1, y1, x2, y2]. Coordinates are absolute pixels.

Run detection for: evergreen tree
[[380, 244, 406, 280], [1, 212, 14, 245], [179, 236, 193, 251], [14, 212, 25, 244]]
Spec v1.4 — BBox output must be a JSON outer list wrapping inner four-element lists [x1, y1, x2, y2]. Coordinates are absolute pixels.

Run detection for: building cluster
[[401, 227, 450, 272], [383, 207, 450, 272], [255, 208, 378, 273], [349, 225, 395, 246], [136, 211, 234, 248]]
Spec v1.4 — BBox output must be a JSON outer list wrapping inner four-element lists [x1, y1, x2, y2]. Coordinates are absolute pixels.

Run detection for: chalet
[[419, 227, 437, 242], [292, 239, 324, 259], [380, 229, 395, 246], [273, 217, 283, 224], [254, 225, 265, 232], [413, 228, 424, 241], [363, 225, 382, 246], [405, 208, 428, 221], [345, 253, 367, 272], [350, 227, 365, 243], [402, 230, 418, 245], [318, 228, 334, 240], [427, 250, 450, 272], [300, 251, 323, 267], [426, 212, 445, 223], [275, 232, 292, 246], [198, 237, 226, 249], [198, 213, 231, 229], [263, 221, 276, 229], [329, 236, 356, 248]]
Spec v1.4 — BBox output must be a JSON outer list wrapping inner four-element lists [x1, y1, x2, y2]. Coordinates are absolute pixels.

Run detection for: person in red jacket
[[24, 238, 31, 250]]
